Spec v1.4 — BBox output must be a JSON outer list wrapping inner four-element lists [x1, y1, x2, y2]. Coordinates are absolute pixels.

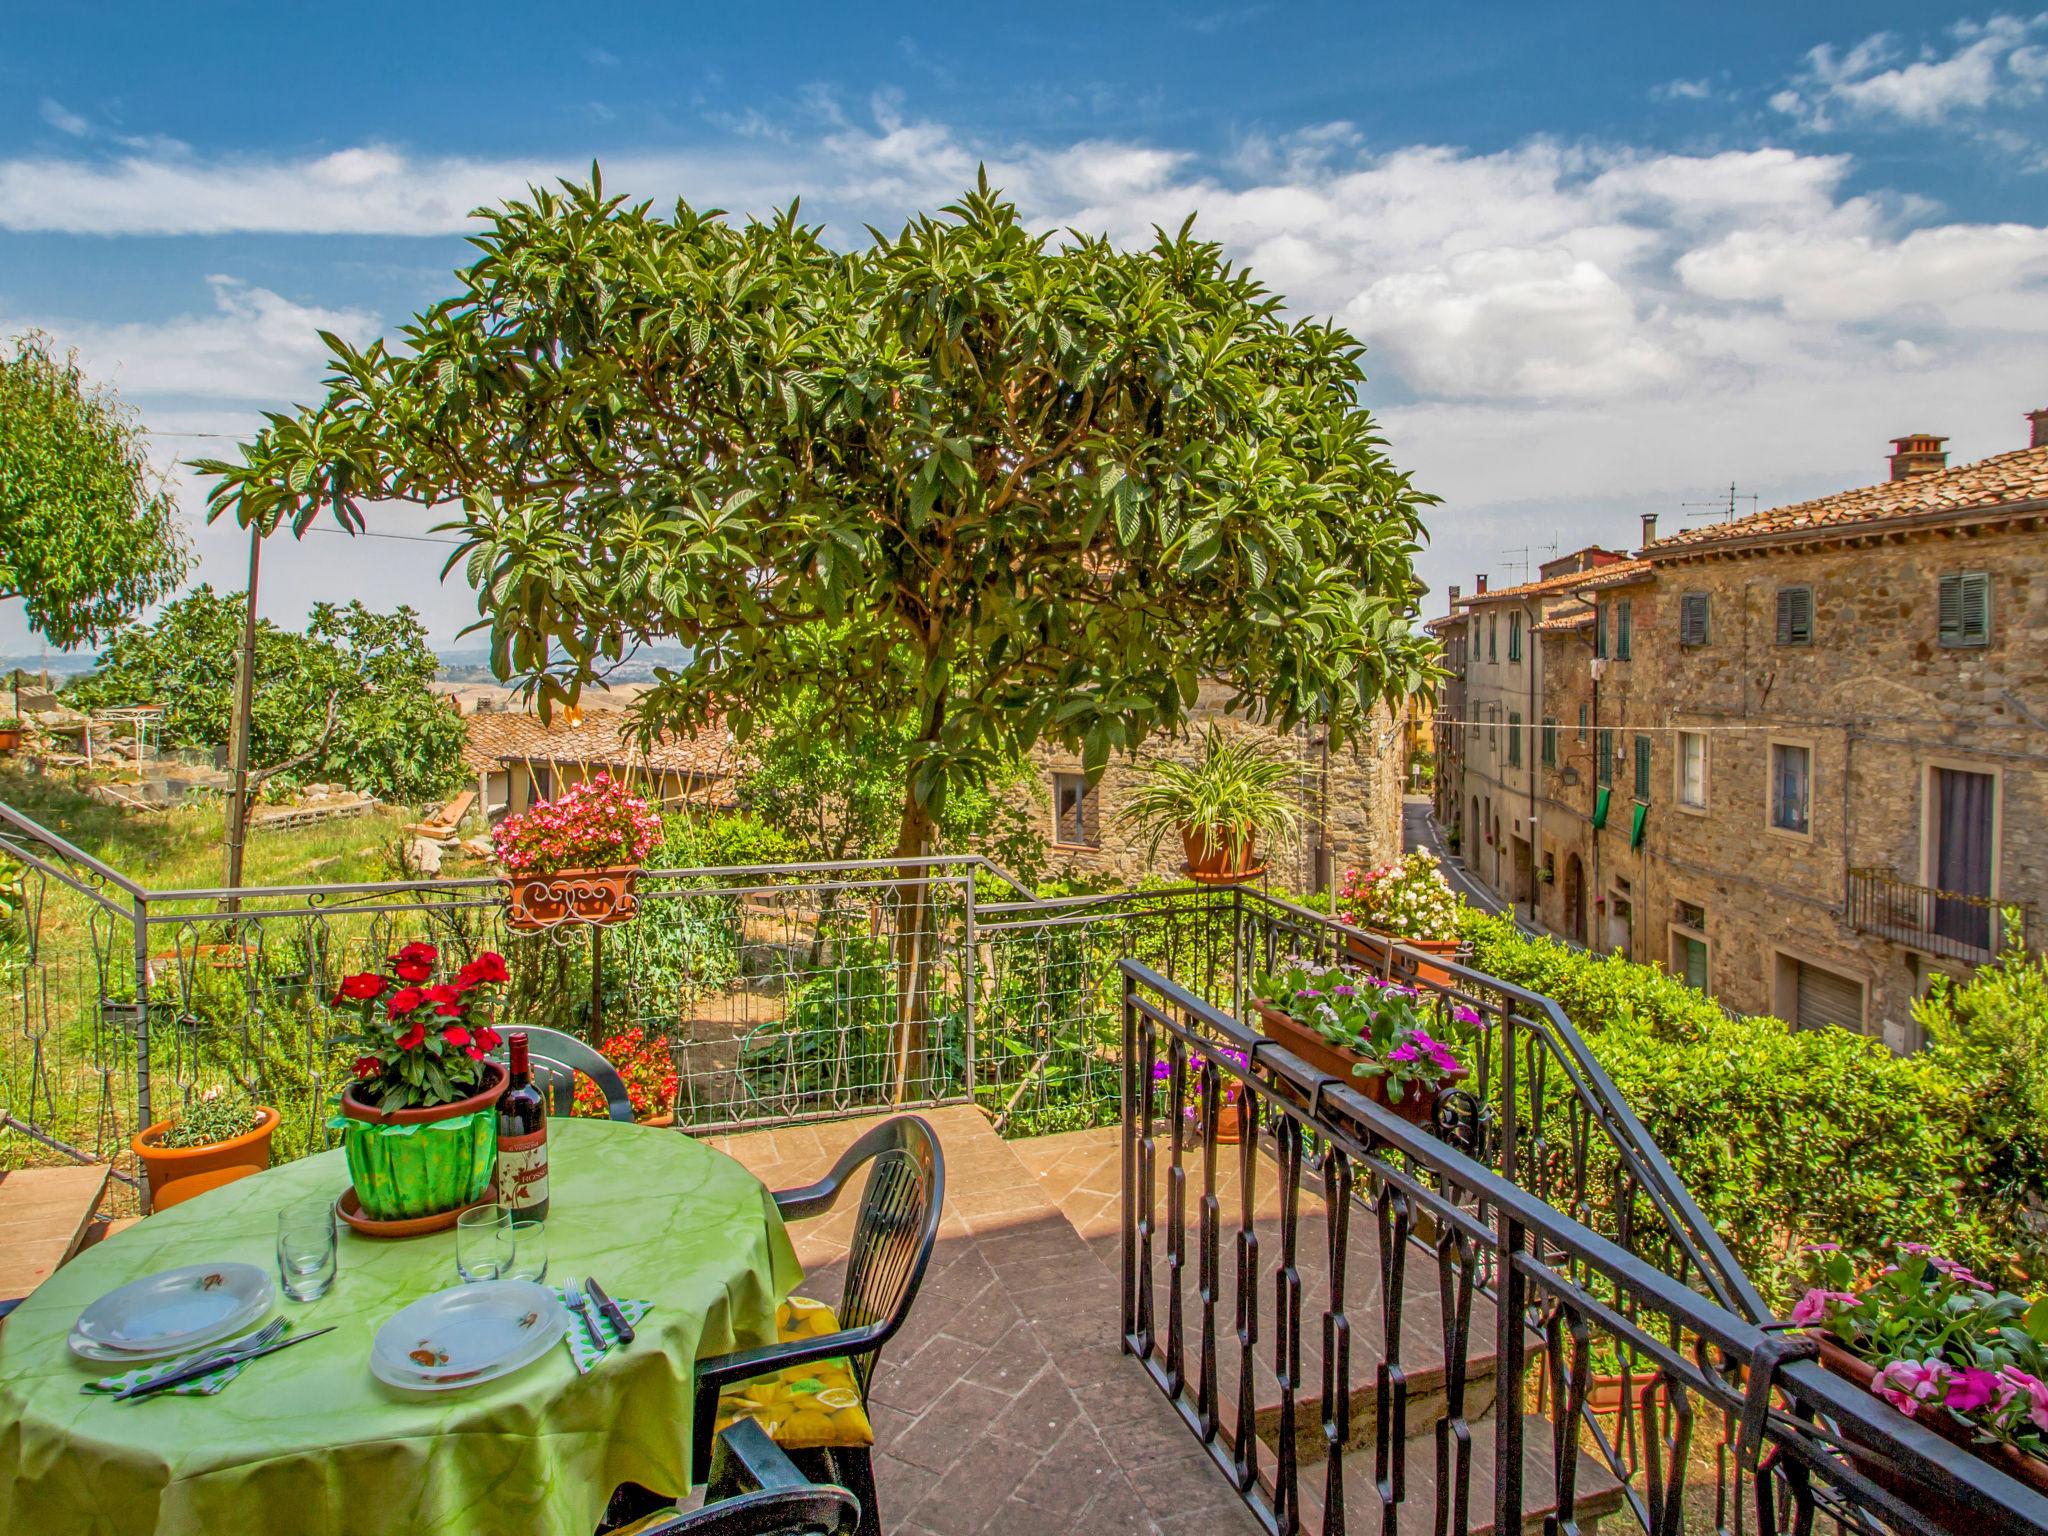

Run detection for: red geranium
[[333, 940, 509, 1112], [573, 1026, 679, 1121]]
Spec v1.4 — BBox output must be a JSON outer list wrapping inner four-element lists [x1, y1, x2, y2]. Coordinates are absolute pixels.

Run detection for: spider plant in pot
[[1121, 726, 1299, 883]]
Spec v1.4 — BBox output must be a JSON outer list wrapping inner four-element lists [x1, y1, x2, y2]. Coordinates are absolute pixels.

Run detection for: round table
[[0, 1118, 803, 1536]]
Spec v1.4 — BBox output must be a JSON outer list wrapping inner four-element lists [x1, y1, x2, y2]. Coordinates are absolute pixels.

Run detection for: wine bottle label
[[497, 1127, 550, 1212]]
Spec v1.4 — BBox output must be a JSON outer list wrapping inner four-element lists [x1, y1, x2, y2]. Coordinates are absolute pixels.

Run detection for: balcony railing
[[1847, 867, 2027, 964], [1120, 956, 2048, 1536]]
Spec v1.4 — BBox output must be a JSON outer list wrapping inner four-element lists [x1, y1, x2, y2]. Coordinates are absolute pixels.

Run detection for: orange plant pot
[[0, 727, 21, 754], [133, 1106, 279, 1210], [1179, 827, 1265, 886], [1249, 1002, 1466, 1129], [1343, 928, 1463, 989], [504, 865, 641, 930]]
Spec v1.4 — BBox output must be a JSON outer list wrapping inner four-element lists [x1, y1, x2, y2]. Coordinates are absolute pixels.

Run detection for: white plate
[[71, 1263, 273, 1359], [369, 1281, 566, 1393]]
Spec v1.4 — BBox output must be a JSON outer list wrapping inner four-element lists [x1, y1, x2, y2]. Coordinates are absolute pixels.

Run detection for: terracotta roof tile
[[1531, 608, 1596, 634], [461, 709, 740, 780], [1649, 443, 2048, 554], [1456, 556, 1643, 605]]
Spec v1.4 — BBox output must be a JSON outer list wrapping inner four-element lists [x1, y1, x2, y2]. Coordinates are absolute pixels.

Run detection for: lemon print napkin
[[711, 1295, 874, 1449]]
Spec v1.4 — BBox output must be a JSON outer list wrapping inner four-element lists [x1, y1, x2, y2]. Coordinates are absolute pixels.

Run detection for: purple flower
[[1947, 1367, 2000, 1415], [1331, 984, 1357, 998], [1872, 1358, 1949, 1418], [1151, 1060, 1172, 1082], [1452, 1005, 1483, 1027], [1802, 1242, 1842, 1253], [1789, 1288, 1858, 1325], [1998, 1369, 2048, 1436], [1387, 1042, 1421, 1064]]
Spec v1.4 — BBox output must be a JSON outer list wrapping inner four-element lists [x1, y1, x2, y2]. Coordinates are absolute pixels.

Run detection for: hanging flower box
[[491, 773, 659, 931]]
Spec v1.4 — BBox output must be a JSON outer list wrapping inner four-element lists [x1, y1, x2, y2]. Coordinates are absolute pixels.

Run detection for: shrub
[[1457, 911, 2019, 1305]]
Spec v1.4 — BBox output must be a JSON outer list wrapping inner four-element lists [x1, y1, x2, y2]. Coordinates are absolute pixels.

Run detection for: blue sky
[[5, 3, 2047, 651]]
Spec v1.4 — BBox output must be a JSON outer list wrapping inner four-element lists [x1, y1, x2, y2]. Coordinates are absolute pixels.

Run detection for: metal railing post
[[961, 875, 978, 1106], [131, 889, 153, 1213]]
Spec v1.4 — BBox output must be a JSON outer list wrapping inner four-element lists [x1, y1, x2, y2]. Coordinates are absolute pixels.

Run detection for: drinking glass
[[276, 1197, 338, 1302], [507, 1219, 547, 1283], [455, 1204, 516, 1283]]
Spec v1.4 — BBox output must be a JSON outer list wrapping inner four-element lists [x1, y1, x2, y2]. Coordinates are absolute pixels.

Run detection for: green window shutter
[[1940, 572, 1991, 646], [1630, 799, 1648, 848], [1680, 592, 1709, 646], [1592, 785, 1611, 829], [1596, 728, 1613, 787], [1489, 614, 1497, 661], [1593, 602, 1607, 658], [1508, 712, 1522, 766], [1577, 704, 1587, 740], [1634, 735, 1651, 799], [1541, 718, 1557, 767], [1617, 600, 1633, 659], [1776, 586, 1812, 645]]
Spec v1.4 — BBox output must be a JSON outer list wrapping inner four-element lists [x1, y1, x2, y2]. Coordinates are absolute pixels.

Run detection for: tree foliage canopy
[[67, 587, 466, 804], [200, 172, 1437, 857], [0, 332, 189, 646]]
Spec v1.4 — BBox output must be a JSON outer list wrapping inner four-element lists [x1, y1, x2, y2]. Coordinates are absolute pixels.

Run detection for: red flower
[[393, 958, 434, 983], [424, 984, 461, 1006], [456, 952, 509, 989], [395, 1022, 427, 1051], [339, 973, 385, 1001], [395, 942, 439, 964], [351, 1055, 381, 1078], [442, 1025, 473, 1048], [464, 1045, 486, 1061], [475, 1027, 502, 1052], [386, 987, 426, 1018]]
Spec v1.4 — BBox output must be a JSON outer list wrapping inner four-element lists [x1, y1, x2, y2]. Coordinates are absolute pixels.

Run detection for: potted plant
[[1121, 726, 1299, 884], [493, 773, 661, 929], [1795, 1244, 2048, 1509], [1151, 1048, 1249, 1145], [576, 1026, 679, 1124], [132, 1088, 279, 1209], [0, 716, 22, 753], [1247, 960, 1472, 1129], [1335, 850, 1467, 986], [330, 943, 510, 1226]]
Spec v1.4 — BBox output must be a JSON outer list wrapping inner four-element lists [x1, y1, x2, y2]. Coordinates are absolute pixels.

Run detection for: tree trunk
[[889, 789, 939, 1105]]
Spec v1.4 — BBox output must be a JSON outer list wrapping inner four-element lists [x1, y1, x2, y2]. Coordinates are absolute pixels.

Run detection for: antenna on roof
[[1682, 483, 1759, 524]]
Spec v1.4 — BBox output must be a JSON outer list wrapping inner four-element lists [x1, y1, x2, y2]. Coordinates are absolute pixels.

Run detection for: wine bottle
[[496, 1031, 550, 1221]]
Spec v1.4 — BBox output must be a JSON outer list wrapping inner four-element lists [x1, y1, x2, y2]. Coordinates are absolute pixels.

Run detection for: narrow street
[[1400, 793, 1509, 916]]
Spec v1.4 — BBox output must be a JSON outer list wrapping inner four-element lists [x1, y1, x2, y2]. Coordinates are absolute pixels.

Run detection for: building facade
[[1434, 420, 2048, 1050]]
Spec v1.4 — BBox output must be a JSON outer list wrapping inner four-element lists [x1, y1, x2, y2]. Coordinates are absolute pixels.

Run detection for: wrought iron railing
[[1120, 958, 2048, 1536], [1847, 868, 2028, 965]]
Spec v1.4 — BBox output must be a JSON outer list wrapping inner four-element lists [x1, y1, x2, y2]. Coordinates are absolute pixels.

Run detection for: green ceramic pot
[[338, 1063, 508, 1221]]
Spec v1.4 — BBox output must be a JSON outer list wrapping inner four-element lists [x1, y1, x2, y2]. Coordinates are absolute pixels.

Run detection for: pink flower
[[1946, 1367, 2000, 1415], [1997, 1368, 2048, 1436], [1872, 1358, 1950, 1418], [1789, 1288, 1859, 1326]]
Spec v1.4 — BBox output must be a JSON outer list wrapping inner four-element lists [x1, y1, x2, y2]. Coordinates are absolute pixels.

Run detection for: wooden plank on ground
[[0, 1165, 112, 1298]]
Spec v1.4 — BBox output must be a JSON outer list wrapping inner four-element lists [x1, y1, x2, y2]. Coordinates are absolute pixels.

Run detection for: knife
[[584, 1277, 636, 1347], [116, 1327, 337, 1401]]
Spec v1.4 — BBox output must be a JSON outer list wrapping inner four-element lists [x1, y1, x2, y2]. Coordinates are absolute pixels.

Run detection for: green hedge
[[1459, 912, 2025, 1307]]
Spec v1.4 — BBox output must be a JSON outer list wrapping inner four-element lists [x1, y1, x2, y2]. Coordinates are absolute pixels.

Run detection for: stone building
[[1434, 417, 2048, 1051], [1028, 683, 1408, 893], [460, 709, 739, 821]]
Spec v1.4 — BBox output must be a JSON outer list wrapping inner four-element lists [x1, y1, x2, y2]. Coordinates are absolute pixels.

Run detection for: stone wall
[[1023, 684, 1407, 892]]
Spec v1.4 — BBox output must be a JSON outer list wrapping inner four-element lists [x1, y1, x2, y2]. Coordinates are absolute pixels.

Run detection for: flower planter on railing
[[1343, 928, 1462, 989], [1250, 999, 1465, 1129], [492, 772, 658, 931], [503, 865, 642, 930]]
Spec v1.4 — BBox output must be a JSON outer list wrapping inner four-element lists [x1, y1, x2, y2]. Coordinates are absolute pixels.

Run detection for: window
[[529, 763, 552, 802], [1675, 730, 1706, 809], [1593, 601, 1607, 658], [1670, 908, 1709, 992], [1769, 743, 1811, 834], [1541, 717, 1558, 767], [1489, 613, 1498, 662], [1633, 734, 1651, 800], [1577, 704, 1587, 741], [1596, 728, 1614, 788], [1616, 599, 1633, 660], [1508, 611, 1523, 663], [1052, 772, 1099, 847], [1938, 572, 1991, 648], [1775, 585, 1814, 646], [1679, 592, 1709, 647], [1776, 953, 1866, 1034], [1508, 711, 1522, 767]]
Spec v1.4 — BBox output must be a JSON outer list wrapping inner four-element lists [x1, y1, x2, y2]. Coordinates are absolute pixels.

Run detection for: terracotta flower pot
[[133, 1106, 280, 1210], [1343, 928, 1463, 989], [1180, 827, 1265, 886], [1815, 1337, 2048, 1511], [504, 865, 641, 930], [0, 726, 21, 754], [1250, 1001, 1466, 1130], [339, 1063, 508, 1221]]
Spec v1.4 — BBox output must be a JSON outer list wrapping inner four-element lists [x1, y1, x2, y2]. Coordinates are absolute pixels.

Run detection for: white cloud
[[10, 277, 378, 402], [38, 98, 91, 137], [1774, 13, 2048, 130], [1651, 78, 1715, 102]]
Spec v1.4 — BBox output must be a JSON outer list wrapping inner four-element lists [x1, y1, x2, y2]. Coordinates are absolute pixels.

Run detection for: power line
[[1427, 715, 2037, 733]]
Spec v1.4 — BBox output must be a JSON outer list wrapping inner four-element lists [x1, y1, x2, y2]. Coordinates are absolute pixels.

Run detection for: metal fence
[[1120, 959, 2048, 1536]]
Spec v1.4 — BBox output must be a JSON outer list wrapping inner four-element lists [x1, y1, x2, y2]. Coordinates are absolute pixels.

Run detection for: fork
[[185, 1319, 287, 1374]]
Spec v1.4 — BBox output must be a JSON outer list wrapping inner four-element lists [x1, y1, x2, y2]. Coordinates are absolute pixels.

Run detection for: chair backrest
[[829, 1116, 946, 1391], [489, 1025, 635, 1122], [637, 1487, 860, 1536]]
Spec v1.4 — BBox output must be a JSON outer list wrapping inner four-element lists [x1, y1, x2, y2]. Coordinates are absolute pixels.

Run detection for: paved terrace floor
[[710, 1107, 1263, 1536]]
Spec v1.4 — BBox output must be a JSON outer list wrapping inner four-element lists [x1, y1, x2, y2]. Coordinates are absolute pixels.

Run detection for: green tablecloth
[[0, 1118, 803, 1536]]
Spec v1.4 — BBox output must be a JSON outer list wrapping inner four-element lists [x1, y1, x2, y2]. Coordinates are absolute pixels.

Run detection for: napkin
[[554, 1286, 652, 1375], [82, 1342, 254, 1398]]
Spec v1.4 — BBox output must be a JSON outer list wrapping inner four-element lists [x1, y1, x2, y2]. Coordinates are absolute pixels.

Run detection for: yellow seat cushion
[[712, 1295, 875, 1450]]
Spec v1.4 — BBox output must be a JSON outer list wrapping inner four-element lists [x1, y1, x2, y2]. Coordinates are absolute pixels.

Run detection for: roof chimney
[[1640, 513, 1658, 548], [1889, 433, 1948, 482], [1475, 574, 1488, 594], [2029, 409, 2048, 449], [1447, 583, 1461, 607]]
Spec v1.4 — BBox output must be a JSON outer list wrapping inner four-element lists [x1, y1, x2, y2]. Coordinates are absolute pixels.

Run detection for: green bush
[[1458, 911, 2026, 1305]]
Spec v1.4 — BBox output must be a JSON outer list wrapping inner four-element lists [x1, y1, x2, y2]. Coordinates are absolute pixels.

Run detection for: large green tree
[[67, 587, 466, 804], [0, 333, 189, 647], [199, 172, 1439, 1075]]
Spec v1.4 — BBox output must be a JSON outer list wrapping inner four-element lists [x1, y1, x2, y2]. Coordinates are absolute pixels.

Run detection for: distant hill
[[433, 644, 691, 685]]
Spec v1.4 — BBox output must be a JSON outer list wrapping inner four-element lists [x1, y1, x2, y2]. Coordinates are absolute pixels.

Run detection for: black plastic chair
[[490, 1025, 635, 1122], [692, 1115, 946, 1536], [633, 1420, 861, 1535]]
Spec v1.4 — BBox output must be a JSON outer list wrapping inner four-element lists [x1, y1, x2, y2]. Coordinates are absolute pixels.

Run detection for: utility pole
[[223, 524, 262, 902]]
